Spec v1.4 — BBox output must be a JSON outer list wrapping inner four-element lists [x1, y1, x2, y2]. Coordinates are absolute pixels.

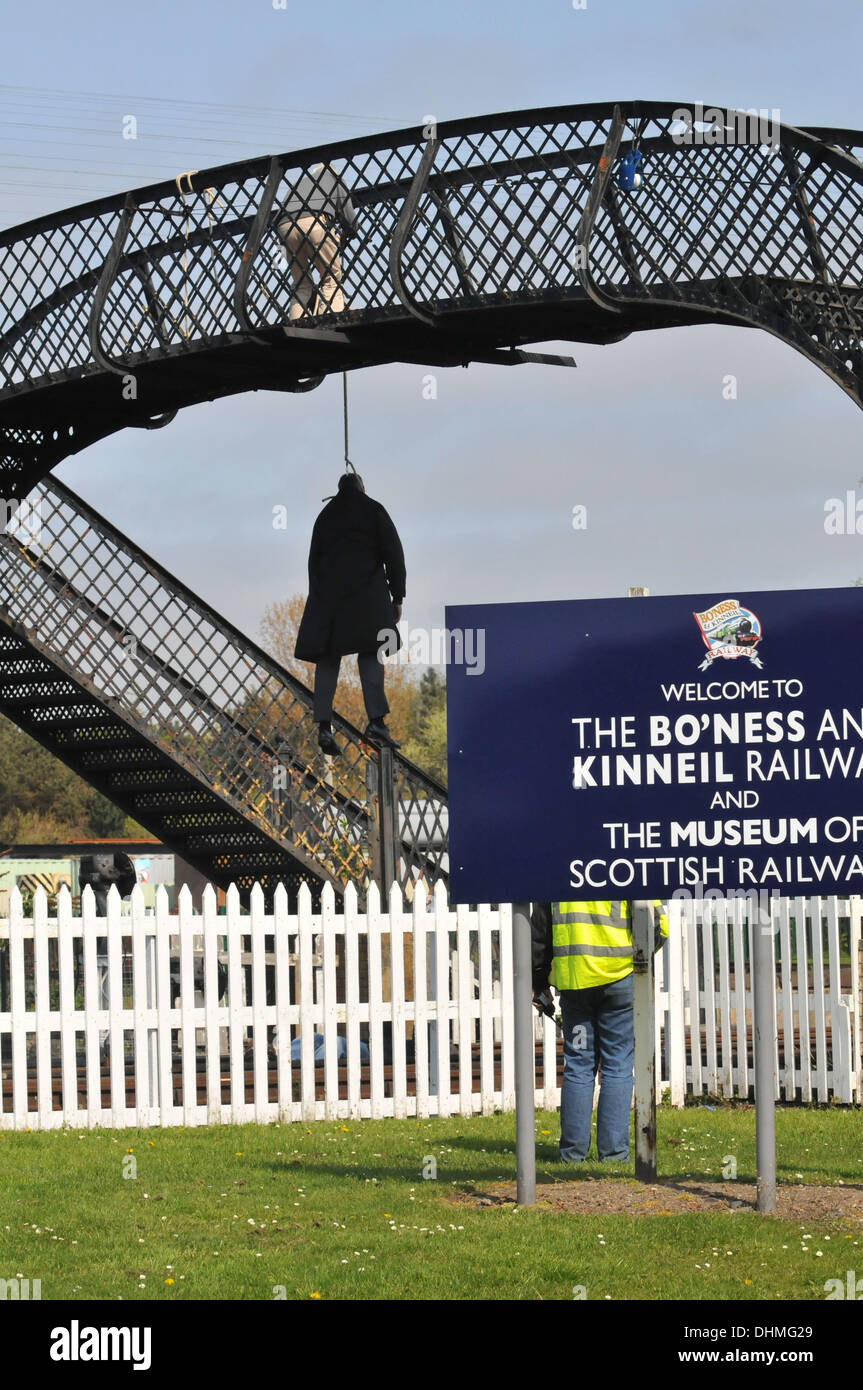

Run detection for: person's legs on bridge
[[308, 221, 345, 314], [279, 215, 317, 320], [313, 656, 341, 754], [357, 649, 389, 723], [313, 656, 341, 724], [358, 648, 400, 747], [312, 650, 400, 754], [279, 214, 345, 318]]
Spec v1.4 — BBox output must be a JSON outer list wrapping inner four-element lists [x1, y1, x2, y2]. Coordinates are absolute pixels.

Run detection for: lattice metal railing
[[0, 475, 448, 895], [2, 101, 862, 425]]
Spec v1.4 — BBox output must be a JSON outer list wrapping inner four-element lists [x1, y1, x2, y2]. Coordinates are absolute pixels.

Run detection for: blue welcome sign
[[444, 587, 863, 903]]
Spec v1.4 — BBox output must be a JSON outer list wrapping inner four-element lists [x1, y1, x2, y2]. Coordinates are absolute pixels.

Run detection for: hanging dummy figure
[[295, 468, 406, 756]]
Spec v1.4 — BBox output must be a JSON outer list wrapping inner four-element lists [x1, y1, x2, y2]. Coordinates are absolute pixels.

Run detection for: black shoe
[[364, 719, 401, 750], [318, 725, 339, 756]]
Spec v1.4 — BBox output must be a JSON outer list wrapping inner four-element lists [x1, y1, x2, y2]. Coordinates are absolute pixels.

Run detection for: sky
[[3, 0, 863, 654]]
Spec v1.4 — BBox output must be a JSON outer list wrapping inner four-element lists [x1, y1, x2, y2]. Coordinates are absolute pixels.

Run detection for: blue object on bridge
[[618, 149, 643, 190]]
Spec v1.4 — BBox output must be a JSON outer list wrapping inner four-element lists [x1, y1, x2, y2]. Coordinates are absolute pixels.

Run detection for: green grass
[[0, 1106, 860, 1301]]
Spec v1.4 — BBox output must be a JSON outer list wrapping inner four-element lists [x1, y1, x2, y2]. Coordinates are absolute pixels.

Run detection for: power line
[[0, 118, 348, 149], [0, 96, 388, 136], [0, 82, 409, 127], [0, 83, 420, 223]]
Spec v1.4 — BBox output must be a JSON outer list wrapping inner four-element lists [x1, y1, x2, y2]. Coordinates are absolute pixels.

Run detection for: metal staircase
[[0, 476, 448, 901]]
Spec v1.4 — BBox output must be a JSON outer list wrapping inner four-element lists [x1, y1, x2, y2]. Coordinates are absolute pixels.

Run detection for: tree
[[402, 702, 448, 784], [0, 713, 146, 843], [402, 668, 448, 783]]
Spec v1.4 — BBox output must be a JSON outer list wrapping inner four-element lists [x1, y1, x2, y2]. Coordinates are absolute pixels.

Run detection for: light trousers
[[278, 214, 345, 317]]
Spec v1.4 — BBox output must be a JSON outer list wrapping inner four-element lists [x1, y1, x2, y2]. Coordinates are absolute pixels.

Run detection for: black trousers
[[313, 650, 389, 723]]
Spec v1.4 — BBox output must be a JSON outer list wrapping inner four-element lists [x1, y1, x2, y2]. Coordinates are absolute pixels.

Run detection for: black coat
[[294, 490, 406, 661]]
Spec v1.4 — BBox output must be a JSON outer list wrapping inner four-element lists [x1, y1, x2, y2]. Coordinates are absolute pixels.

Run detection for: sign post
[[628, 589, 657, 1181], [631, 900, 657, 1181], [753, 908, 777, 1213], [513, 903, 537, 1205]]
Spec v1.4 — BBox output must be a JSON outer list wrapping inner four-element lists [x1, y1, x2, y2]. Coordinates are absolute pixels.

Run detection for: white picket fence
[[0, 883, 860, 1129], [657, 894, 862, 1106]]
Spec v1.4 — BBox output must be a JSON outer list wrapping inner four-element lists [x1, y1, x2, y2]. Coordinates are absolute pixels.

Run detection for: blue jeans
[[559, 974, 634, 1163]]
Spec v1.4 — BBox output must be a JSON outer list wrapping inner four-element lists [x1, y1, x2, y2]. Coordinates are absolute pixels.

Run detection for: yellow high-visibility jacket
[[545, 900, 669, 990]]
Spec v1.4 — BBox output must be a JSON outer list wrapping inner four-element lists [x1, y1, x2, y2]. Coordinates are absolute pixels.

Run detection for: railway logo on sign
[[693, 599, 762, 670]]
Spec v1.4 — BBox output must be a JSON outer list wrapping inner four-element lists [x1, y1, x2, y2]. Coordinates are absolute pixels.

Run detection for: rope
[[322, 374, 357, 499], [343, 372, 358, 473]]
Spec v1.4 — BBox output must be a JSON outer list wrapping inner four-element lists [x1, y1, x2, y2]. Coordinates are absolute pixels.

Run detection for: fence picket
[[794, 897, 812, 1103], [776, 897, 794, 1100], [202, 884, 223, 1125], [224, 885, 246, 1125], [250, 884, 269, 1125], [297, 883, 318, 1123], [729, 897, 748, 1098], [366, 883, 386, 1120], [666, 902, 685, 1105], [342, 884, 363, 1121], [810, 898, 828, 1101], [765, 910, 780, 1101], [412, 887, 430, 1119], [826, 898, 850, 1102], [81, 886, 101, 1126], [321, 882, 340, 1121], [177, 886, 198, 1126], [106, 888, 127, 1126], [499, 902, 515, 1113], [456, 902, 473, 1117], [433, 880, 452, 1118], [683, 901, 700, 1097], [702, 906, 718, 1096], [716, 899, 732, 1097], [389, 884, 408, 1120], [56, 887, 79, 1125], [477, 903, 496, 1115], [271, 884, 293, 1122], [131, 888, 150, 1127], [33, 886, 52, 1127], [7, 890, 28, 1127], [852, 897, 863, 1098]]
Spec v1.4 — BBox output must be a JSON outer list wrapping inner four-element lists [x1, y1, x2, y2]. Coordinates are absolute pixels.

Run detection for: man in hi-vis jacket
[[531, 899, 668, 1163]]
